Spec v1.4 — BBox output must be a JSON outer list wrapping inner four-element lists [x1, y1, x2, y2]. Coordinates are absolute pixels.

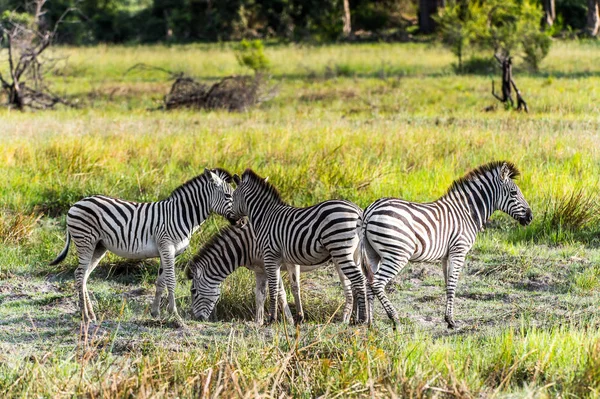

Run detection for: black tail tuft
[[49, 231, 71, 266]]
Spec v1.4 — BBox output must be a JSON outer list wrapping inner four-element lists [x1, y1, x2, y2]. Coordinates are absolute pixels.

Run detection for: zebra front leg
[[444, 253, 466, 329], [263, 254, 282, 325], [151, 244, 176, 319], [254, 271, 267, 325], [286, 264, 304, 325], [277, 274, 294, 325], [334, 265, 353, 323]]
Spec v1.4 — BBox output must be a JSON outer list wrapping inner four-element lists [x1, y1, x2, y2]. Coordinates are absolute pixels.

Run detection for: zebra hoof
[[445, 315, 456, 329], [293, 314, 304, 326], [150, 309, 160, 318]]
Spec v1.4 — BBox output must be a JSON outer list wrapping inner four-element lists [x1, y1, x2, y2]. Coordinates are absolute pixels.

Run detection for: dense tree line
[[0, 0, 597, 43]]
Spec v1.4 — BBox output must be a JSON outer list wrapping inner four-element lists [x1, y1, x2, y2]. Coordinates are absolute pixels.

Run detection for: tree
[[419, 0, 445, 34], [342, 0, 352, 38], [542, 0, 556, 27], [587, 0, 599, 36]]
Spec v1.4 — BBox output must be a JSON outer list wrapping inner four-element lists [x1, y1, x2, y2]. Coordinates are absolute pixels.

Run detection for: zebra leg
[[331, 255, 367, 324], [444, 253, 466, 329], [73, 238, 98, 323], [263, 254, 282, 325], [277, 274, 294, 325], [286, 264, 304, 325], [371, 255, 410, 329], [254, 271, 267, 325], [334, 264, 353, 323], [151, 244, 177, 319], [83, 244, 107, 322]]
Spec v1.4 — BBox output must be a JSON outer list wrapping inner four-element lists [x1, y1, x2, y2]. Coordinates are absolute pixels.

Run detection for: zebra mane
[[446, 161, 520, 194], [170, 168, 233, 199], [241, 168, 285, 205], [186, 224, 242, 279]]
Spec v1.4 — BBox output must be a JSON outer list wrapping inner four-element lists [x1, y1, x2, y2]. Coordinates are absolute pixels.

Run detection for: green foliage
[[234, 39, 270, 72], [437, 0, 552, 72], [0, 10, 34, 28]]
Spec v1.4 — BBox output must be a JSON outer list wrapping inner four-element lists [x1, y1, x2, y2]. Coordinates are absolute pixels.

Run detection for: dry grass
[[0, 210, 40, 245]]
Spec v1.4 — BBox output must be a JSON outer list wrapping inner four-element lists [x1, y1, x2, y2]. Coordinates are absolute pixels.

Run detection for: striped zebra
[[358, 161, 533, 329], [231, 169, 368, 324], [49, 168, 236, 324], [185, 224, 353, 324]]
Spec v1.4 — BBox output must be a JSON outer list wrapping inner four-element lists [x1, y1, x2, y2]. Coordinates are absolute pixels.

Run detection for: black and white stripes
[[358, 161, 533, 328], [49, 168, 235, 323], [186, 223, 353, 324], [231, 169, 368, 324]]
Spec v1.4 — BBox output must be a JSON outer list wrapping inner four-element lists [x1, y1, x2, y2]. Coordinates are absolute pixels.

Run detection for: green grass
[[1, 41, 600, 397]]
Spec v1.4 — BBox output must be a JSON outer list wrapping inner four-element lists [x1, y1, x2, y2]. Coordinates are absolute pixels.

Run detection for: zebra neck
[[171, 195, 210, 233], [245, 196, 281, 229], [446, 182, 496, 231]]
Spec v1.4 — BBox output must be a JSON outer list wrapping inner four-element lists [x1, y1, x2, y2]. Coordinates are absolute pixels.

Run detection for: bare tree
[[587, 0, 600, 36], [0, 0, 74, 110], [342, 0, 352, 38], [491, 54, 528, 112]]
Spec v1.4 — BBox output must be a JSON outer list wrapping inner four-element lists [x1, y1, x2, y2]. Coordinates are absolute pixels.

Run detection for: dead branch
[[491, 54, 528, 113], [162, 73, 276, 112], [0, 0, 76, 110]]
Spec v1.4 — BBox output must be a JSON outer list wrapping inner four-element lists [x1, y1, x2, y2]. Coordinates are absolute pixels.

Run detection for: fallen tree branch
[[491, 54, 528, 113]]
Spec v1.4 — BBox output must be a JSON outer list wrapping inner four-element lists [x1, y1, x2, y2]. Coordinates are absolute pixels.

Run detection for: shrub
[[234, 39, 270, 73]]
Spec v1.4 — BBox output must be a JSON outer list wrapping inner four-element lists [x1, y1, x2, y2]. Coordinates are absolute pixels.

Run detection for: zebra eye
[[510, 189, 518, 196]]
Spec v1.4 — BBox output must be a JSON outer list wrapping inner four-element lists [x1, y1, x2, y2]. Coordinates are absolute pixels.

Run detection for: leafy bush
[[436, 0, 552, 72], [234, 39, 270, 73]]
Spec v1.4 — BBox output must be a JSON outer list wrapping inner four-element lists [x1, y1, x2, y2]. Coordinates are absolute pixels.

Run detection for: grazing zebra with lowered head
[[186, 224, 353, 324], [231, 169, 369, 324], [358, 161, 533, 329], [49, 168, 236, 324]]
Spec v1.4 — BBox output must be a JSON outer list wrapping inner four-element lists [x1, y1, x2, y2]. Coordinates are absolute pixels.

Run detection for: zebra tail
[[357, 217, 374, 284], [49, 231, 71, 266]]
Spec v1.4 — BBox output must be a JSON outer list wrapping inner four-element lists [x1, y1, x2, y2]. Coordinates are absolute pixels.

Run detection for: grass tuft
[[0, 210, 41, 245]]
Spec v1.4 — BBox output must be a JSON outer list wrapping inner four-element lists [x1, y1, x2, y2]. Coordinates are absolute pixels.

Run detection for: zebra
[[185, 223, 353, 324], [358, 161, 533, 329], [231, 169, 369, 324], [49, 168, 236, 324]]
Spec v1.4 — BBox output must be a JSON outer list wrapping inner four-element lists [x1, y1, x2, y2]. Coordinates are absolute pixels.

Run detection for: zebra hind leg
[[286, 264, 304, 325], [334, 265, 353, 323], [82, 244, 108, 322], [332, 256, 367, 324], [74, 242, 96, 323], [371, 256, 410, 329]]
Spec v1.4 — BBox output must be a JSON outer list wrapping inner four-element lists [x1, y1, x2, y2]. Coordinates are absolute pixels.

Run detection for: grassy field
[[1, 41, 600, 397]]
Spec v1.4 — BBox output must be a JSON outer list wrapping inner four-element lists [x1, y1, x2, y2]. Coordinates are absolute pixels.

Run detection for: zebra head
[[205, 168, 237, 224], [496, 162, 533, 226], [186, 260, 220, 321], [232, 169, 278, 224]]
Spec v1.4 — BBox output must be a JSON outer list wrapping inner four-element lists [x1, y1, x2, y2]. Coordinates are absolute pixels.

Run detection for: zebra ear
[[233, 174, 241, 186], [500, 162, 511, 182], [185, 264, 194, 280], [264, 176, 269, 183], [208, 170, 224, 186]]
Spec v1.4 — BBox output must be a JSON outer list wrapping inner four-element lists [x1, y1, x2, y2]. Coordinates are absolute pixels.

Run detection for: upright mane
[[170, 168, 233, 199], [186, 224, 241, 279], [446, 161, 520, 195], [241, 168, 286, 205]]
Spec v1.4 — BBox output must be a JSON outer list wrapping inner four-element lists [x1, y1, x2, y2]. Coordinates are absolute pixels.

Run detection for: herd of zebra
[[50, 161, 533, 329]]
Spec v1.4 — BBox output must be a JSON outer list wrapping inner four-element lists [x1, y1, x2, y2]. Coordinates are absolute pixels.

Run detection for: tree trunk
[[342, 0, 352, 38], [542, 0, 556, 27], [419, 0, 444, 34], [587, 0, 600, 36]]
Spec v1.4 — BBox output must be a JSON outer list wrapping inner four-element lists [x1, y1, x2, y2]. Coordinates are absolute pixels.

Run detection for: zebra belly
[[103, 238, 190, 259]]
